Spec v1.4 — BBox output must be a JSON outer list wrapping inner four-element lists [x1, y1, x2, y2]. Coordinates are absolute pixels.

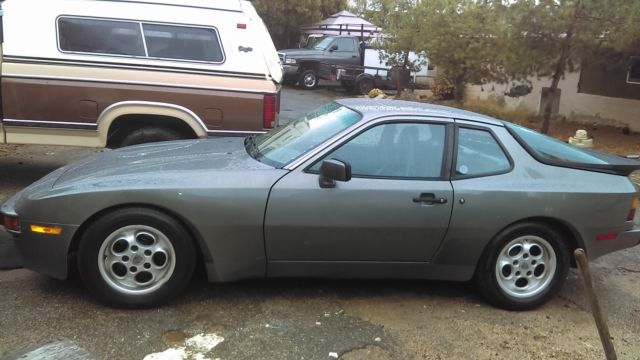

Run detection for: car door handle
[[412, 193, 448, 204]]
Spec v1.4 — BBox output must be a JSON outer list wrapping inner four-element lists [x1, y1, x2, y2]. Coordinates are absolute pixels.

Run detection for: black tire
[[283, 76, 298, 86], [475, 222, 570, 311], [299, 69, 318, 90], [341, 80, 355, 93], [355, 76, 374, 95], [118, 126, 183, 148], [77, 207, 197, 308]]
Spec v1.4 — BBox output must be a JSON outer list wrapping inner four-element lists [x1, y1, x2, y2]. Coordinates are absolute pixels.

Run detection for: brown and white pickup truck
[[0, 0, 282, 148]]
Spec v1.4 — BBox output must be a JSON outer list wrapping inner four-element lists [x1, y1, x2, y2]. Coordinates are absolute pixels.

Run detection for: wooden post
[[574, 248, 617, 360]]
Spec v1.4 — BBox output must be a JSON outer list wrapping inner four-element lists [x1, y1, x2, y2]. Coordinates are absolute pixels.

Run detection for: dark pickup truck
[[279, 35, 363, 90], [279, 35, 422, 94]]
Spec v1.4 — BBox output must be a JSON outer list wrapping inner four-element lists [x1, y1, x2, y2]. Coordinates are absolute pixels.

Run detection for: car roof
[[91, 0, 243, 12], [335, 98, 503, 126]]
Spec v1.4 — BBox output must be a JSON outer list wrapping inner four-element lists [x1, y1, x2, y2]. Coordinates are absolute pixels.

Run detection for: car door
[[264, 119, 454, 263], [324, 37, 359, 66]]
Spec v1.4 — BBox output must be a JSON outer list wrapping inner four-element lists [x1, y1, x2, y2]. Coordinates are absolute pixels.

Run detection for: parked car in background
[[2, 99, 639, 310], [278, 35, 428, 93], [0, 0, 282, 148]]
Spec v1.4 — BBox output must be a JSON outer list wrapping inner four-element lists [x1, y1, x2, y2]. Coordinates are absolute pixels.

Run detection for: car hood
[[53, 138, 273, 188], [279, 48, 324, 58]]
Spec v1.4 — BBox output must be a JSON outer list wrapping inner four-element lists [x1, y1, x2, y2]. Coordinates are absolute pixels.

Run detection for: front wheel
[[299, 69, 318, 90], [475, 222, 570, 310], [78, 208, 196, 308]]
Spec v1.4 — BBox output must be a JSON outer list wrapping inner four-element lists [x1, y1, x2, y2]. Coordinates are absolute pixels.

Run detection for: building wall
[[466, 71, 640, 131]]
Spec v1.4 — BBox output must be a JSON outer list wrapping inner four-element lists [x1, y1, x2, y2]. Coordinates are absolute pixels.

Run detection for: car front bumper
[[1, 191, 76, 280]]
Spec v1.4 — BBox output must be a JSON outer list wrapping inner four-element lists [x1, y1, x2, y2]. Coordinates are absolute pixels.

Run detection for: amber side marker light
[[30, 225, 62, 236], [3, 215, 20, 232], [628, 196, 639, 221]]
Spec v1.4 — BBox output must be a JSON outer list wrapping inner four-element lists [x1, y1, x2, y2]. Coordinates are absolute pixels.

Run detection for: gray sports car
[[2, 99, 639, 310]]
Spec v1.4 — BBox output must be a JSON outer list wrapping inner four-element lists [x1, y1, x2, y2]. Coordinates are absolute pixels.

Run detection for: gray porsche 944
[[2, 99, 640, 310]]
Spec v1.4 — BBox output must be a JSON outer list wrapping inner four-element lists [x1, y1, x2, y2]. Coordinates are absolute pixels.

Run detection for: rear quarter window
[[455, 127, 511, 178], [504, 122, 607, 165]]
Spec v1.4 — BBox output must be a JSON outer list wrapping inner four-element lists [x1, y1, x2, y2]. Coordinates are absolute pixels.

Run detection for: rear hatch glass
[[504, 122, 640, 176]]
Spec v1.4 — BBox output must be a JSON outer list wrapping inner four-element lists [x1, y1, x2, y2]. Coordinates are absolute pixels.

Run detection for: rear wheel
[[118, 126, 183, 147], [299, 69, 318, 90], [341, 80, 355, 93], [475, 222, 570, 310], [355, 76, 374, 95], [78, 208, 196, 308]]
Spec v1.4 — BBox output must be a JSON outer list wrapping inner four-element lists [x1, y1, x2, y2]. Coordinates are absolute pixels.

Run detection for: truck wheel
[[119, 126, 183, 148], [355, 76, 374, 95], [341, 80, 355, 93], [299, 70, 318, 90]]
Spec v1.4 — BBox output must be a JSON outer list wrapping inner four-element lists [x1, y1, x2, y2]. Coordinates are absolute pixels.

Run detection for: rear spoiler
[[573, 152, 640, 176], [531, 151, 640, 177]]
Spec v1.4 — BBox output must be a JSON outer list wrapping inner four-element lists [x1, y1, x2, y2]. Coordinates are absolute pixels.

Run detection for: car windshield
[[504, 122, 607, 164], [312, 36, 335, 50], [247, 103, 362, 168]]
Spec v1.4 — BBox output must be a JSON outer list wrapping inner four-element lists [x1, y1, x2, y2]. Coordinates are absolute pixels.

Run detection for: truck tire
[[119, 126, 183, 148], [299, 69, 319, 90], [355, 76, 374, 95], [341, 80, 355, 93]]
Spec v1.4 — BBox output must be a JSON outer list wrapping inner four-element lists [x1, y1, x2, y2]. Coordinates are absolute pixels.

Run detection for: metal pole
[[574, 248, 617, 360]]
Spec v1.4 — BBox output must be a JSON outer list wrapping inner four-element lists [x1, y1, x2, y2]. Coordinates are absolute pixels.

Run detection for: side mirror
[[329, 44, 338, 52], [319, 159, 351, 188]]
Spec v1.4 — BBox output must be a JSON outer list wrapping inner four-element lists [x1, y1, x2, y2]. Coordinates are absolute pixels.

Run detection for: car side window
[[335, 38, 356, 52], [143, 24, 224, 63], [58, 17, 145, 56], [311, 123, 446, 179], [455, 127, 511, 177]]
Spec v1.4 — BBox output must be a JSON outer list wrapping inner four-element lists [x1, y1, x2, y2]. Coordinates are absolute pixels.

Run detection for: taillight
[[3, 215, 20, 233], [627, 196, 639, 221], [263, 94, 277, 129]]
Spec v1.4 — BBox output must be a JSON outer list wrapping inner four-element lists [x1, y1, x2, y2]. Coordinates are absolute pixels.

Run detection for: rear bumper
[[587, 224, 640, 260]]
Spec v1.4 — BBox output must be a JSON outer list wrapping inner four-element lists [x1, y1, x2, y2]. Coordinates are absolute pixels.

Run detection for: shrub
[[432, 74, 455, 100]]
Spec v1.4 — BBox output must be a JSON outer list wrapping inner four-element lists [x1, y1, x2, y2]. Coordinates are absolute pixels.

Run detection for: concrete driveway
[[1, 87, 639, 360]]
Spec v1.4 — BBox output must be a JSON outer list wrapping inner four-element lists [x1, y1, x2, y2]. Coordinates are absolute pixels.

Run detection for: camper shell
[[0, 0, 283, 148]]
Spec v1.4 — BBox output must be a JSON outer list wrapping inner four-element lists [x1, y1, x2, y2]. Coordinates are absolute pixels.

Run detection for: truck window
[[58, 17, 145, 57], [57, 17, 224, 64], [142, 24, 224, 63], [335, 38, 355, 52]]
